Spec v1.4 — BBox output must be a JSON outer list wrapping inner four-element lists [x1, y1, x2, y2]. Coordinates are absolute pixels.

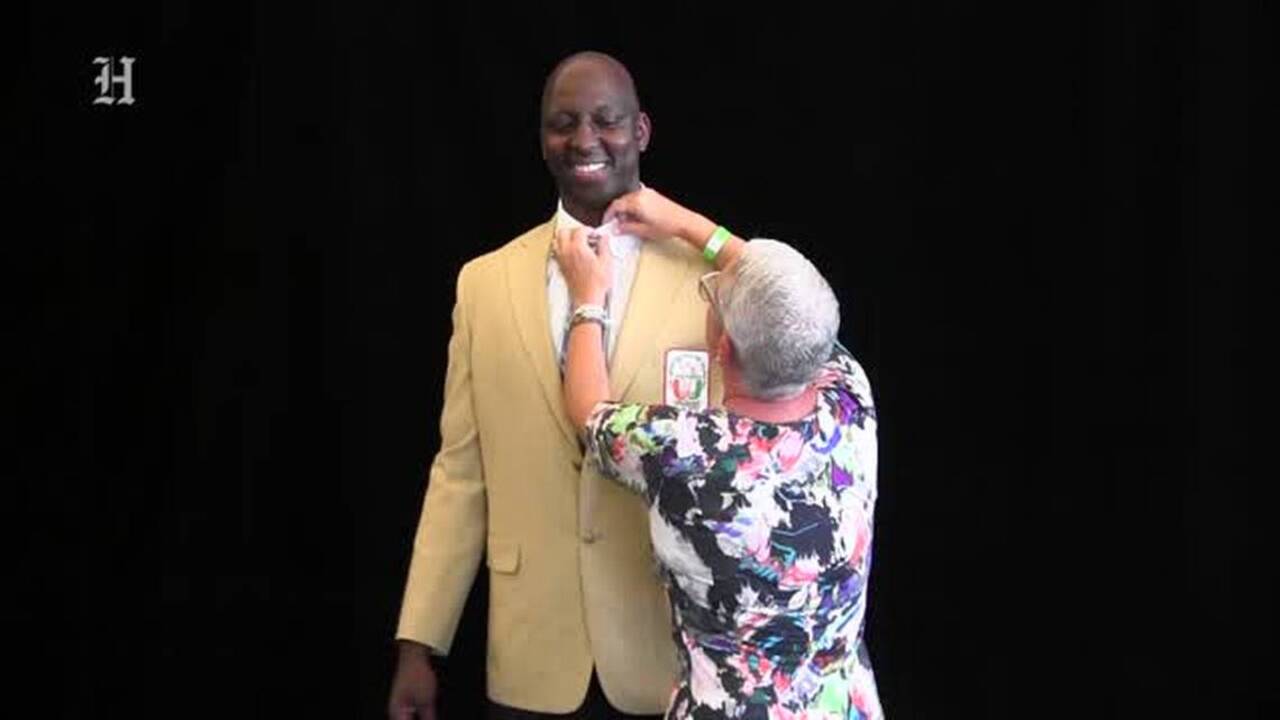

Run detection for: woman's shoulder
[[815, 341, 875, 409]]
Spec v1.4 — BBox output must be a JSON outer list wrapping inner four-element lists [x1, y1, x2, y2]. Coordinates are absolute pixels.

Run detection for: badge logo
[[664, 349, 710, 411]]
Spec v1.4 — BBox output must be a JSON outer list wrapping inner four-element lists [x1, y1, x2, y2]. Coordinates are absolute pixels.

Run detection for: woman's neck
[[724, 385, 818, 423]]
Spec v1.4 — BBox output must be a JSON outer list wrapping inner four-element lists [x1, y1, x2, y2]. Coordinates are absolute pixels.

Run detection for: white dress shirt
[[547, 201, 643, 367]]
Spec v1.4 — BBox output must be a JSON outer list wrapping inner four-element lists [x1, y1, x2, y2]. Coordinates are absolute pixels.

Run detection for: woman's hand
[[603, 187, 714, 244], [605, 186, 743, 270], [553, 226, 613, 307]]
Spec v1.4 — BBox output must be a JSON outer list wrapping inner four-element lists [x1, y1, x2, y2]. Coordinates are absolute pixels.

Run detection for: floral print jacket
[[586, 344, 883, 720]]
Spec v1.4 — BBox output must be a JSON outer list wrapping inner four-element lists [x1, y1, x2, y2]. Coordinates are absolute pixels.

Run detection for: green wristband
[[703, 226, 731, 262]]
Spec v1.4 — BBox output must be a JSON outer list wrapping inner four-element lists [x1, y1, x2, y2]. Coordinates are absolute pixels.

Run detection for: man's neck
[[560, 181, 642, 228], [562, 200, 605, 228]]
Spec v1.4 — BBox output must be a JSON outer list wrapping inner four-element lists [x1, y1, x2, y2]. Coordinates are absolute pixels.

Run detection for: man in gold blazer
[[388, 52, 720, 719]]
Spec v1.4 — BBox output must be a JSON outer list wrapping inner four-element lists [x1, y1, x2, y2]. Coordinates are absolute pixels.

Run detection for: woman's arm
[[560, 187, 747, 431], [604, 188, 747, 270], [563, 311, 611, 431], [555, 226, 615, 431]]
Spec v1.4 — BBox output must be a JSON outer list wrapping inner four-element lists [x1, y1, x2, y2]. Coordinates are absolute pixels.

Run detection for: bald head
[[541, 51, 641, 116]]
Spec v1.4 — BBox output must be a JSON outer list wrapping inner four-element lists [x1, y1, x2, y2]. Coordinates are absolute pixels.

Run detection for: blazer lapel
[[505, 219, 579, 450], [609, 237, 703, 400]]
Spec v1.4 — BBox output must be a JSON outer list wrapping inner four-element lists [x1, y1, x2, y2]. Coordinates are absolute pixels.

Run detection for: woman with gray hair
[[556, 188, 882, 720]]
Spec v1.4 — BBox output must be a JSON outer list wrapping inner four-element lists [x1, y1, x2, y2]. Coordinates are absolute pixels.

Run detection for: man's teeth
[[575, 163, 606, 172]]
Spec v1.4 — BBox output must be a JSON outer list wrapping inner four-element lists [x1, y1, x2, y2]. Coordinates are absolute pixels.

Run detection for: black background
[[10, 1, 1263, 717]]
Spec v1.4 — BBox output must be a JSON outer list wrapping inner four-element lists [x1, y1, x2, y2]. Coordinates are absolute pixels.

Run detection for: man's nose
[[568, 122, 600, 152]]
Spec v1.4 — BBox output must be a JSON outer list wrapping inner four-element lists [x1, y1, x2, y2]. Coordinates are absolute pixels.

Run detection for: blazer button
[[582, 529, 599, 544]]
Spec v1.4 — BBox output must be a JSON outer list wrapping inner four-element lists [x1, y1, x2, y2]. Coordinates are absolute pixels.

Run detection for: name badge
[[664, 348, 710, 412]]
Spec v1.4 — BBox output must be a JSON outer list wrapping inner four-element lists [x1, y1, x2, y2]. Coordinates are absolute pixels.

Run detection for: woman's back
[[588, 347, 883, 719]]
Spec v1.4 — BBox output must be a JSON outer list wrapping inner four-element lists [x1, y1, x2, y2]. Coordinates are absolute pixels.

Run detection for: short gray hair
[[718, 239, 840, 400]]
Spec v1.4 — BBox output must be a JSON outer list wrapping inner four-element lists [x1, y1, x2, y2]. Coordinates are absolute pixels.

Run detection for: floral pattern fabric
[[586, 345, 883, 720]]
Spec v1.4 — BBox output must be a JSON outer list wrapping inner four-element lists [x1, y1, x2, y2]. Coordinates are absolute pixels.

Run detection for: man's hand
[[604, 187, 714, 244], [387, 641, 439, 720], [554, 226, 614, 307]]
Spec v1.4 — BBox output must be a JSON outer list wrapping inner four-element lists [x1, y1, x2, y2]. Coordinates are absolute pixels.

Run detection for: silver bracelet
[[570, 303, 610, 329]]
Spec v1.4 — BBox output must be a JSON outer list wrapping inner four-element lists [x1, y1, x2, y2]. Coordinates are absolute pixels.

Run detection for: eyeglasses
[[698, 271, 721, 306]]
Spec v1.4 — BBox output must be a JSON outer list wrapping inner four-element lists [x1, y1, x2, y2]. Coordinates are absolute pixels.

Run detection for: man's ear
[[635, 111, 652, 153]]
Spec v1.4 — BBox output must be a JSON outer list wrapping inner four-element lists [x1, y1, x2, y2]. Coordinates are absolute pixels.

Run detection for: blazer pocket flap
[[486, 539, 520, 574]]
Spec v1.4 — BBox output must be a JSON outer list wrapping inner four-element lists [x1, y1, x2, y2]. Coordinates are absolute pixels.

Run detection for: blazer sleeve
[[395, 263, 486, 653]]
